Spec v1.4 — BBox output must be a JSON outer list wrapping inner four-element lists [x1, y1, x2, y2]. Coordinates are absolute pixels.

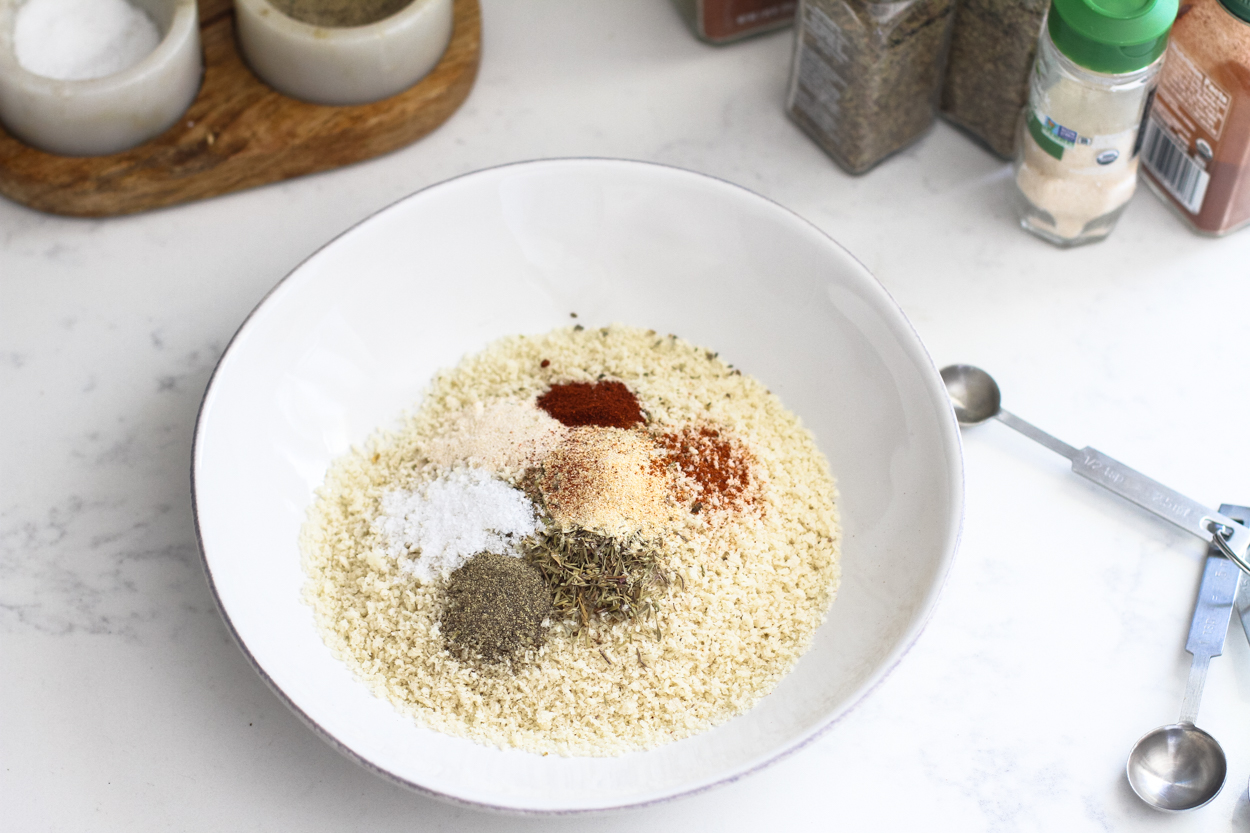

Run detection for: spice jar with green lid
[[785, 0, 958, 175], [1012, 0, 1177, 246]]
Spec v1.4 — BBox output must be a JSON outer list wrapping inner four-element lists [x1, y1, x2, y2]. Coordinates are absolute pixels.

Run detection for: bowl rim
[[191, 157, 965, 814]]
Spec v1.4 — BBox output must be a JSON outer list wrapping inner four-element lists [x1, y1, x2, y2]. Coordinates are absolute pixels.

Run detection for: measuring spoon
[[939, 365, 1250, 575], [1126, 504, 1245, 811]]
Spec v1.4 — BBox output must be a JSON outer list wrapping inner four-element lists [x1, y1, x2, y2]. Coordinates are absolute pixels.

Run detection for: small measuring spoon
[[1126, 504, 1245, 811], [939, 365, 1250, 575]]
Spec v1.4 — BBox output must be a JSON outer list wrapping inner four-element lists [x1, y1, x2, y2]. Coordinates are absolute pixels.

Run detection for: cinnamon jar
[[1140, 0, 1250, 236]]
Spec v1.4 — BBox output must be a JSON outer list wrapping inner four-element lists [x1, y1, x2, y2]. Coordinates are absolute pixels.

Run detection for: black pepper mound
[[268, 0, 412, 27], [440, 553, 552, 664]]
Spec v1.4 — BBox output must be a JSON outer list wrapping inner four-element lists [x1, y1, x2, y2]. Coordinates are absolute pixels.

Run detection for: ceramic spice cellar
[[0, 0, 481, 215]]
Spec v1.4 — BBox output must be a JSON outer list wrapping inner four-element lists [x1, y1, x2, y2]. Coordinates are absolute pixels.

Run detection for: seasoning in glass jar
[[785, 0, 957, 174], [1140, 0, 1250, 236], [1012, 0, 1177, 247], [671, 0, 797, 43], [940, 0, 1049, 158]]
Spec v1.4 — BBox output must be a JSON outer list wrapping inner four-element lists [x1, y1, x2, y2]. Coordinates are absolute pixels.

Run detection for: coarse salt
[[371, 467, 539, 581], [14, 0, 162, 81]]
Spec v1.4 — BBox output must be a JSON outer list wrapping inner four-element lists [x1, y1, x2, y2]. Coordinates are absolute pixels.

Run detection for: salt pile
[[371, 467, 539, 580], [14, 0, 162, 81]]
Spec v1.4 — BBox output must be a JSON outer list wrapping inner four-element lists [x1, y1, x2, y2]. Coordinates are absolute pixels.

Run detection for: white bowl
[[234, 0, 452, 106], [0, 0, 201, 156], [193, 159, 964, 812]]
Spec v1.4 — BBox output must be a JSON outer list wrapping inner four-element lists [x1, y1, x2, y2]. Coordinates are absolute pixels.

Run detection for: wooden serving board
[[0, 0, 481, 217]]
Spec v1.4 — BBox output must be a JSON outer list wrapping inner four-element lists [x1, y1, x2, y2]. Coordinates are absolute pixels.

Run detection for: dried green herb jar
[[940, 0, 1049, 158], [786, 0, 957, 174]]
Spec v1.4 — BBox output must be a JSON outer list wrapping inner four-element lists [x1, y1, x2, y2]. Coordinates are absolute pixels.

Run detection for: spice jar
[[1140, 0, 1250, 236], [786, 0, 957, 174], [1012, 0, 1176, 247], [941, 0, 1049, 158], [671, 0, 796, 43]]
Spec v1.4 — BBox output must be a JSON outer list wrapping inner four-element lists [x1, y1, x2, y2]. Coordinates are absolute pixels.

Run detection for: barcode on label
[[1141, 117, 1210, 214]]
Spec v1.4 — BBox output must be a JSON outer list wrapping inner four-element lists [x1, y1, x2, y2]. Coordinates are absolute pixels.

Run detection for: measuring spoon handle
[[1071, 447, 1211, 538], [1072, 449, 1250, 572], [994, 410, 1250, 572]]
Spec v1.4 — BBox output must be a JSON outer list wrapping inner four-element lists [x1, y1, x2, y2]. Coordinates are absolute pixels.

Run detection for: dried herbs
[[522, 526, 667, 632], [439, 553, 552, 664], [940, 0, 1048, 158], [786, 0, 957, 174]]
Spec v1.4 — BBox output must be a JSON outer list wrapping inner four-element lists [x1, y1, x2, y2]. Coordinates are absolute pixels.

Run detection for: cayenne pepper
[[537, 380, 644, 429], [655, 425, 756, 513]]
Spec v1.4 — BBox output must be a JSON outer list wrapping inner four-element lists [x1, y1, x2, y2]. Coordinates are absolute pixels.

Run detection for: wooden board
[[0, 0, 481, 217]]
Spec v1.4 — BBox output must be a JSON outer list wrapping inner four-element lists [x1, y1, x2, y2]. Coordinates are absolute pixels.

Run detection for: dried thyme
[[522, 526, 668, 632]]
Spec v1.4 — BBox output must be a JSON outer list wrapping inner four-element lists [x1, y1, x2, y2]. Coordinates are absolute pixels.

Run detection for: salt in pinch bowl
[[0, 0, 202, 156], [233, 0, 453, 106]]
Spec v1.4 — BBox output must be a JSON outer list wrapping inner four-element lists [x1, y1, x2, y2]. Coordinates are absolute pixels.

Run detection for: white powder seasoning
[[1011, 24, 1163, 246], [372, 468, 539, 581], [301, 326, 841, 756], [426, 399, 567, 478], [14, 0, 162, 81]]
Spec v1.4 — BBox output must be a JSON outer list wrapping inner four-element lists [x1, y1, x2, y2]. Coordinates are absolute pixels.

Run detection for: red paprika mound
[[537, 380, 644, 429]]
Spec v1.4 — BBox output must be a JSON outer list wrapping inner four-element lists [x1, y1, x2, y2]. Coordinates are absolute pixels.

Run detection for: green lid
[[1048, 0, 1179, 73], [1219, 0, 1250, 24]]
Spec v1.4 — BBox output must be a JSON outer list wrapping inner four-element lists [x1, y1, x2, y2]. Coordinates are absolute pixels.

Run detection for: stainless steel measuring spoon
[[1126, 504, 1245, 811], [940, 365, 1250, 575]]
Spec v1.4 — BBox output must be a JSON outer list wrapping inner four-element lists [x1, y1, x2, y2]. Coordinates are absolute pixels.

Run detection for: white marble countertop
[[3, 1, 1249, 829]]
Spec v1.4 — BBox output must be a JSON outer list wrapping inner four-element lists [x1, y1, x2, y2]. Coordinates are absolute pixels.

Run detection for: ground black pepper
[[439, 553, 552, 664], [268, 0, 413, 27], [940, 0, 1048, 158]]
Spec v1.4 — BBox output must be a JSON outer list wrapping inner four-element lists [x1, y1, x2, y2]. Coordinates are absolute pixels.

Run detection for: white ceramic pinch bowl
[[234, 0, 452, 106], [0, 0, 201, 156], [193, 159, 964, 813]]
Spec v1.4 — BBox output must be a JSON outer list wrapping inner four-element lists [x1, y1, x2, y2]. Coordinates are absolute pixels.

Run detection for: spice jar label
[[1140, 117, 1214, 213], [1157, 44, 1232, 139], [702, 0, 797, 40], [1025, 109, 1133, 161], [1140, 43, 1231, 214]]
